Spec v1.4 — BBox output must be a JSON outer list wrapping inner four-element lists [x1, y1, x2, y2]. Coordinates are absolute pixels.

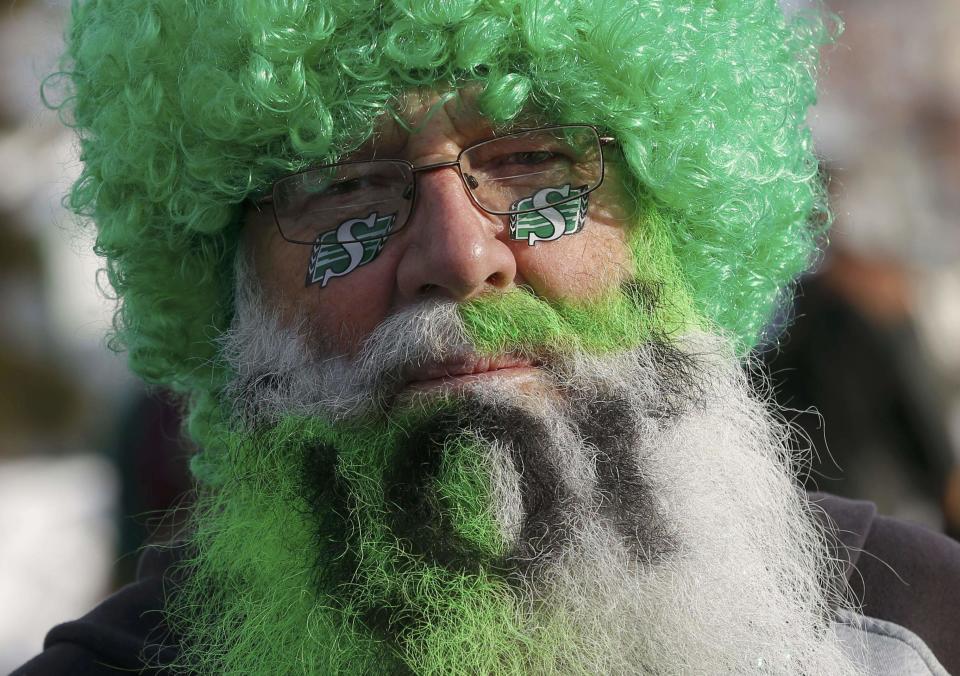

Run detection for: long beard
[[161, 269, 860, 674]]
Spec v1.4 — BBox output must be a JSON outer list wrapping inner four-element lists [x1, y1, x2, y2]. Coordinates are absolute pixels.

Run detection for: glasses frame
[[254, 124, 617, 245]]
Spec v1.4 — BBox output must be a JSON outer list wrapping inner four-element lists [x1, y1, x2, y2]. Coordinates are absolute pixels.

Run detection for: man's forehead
[[345, 88, 547, 161]]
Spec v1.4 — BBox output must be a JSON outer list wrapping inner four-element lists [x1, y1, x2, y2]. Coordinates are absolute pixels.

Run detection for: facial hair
[[160, 260, 862, 675]]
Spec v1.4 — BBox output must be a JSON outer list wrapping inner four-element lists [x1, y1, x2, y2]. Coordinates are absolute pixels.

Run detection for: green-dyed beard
[[166, 399, 609, 674], [165, 219, 699, 674]]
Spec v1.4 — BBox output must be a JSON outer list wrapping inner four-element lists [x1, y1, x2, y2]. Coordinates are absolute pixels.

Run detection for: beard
[[160, 259, 861, 675]]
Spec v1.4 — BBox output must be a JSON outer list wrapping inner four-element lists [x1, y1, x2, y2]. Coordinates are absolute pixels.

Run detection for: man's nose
[[395, 168, 517, 302]]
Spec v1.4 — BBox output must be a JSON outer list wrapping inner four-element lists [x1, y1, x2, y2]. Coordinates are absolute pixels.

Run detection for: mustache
[[349, 300, 475, 399], [221, 271, 665, 423], [223, 292, 489, 422]]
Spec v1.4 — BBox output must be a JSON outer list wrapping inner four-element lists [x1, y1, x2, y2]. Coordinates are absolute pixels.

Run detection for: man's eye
[[499, 151, 562, 167], [304, 176, 396, 207], [322, 177, 365, 196]]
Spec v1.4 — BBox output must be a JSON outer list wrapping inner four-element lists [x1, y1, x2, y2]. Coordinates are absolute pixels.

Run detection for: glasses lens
[[273, 161, 413, 244], [460, 126, 602, 215]]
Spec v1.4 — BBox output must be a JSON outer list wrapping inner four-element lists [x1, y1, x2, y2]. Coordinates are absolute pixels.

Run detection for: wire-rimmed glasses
[[256, 125, 614, 245]]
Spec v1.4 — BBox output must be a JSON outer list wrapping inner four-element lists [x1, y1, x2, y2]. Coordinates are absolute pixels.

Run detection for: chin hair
[[187, 255, 862, 674]]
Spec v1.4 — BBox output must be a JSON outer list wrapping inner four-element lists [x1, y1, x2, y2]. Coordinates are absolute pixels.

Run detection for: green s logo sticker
[[509, 184, 589, 246], [305, 212, 395, 288]]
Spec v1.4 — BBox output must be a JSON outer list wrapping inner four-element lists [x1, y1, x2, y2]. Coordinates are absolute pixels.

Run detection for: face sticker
[[305, 211, 396, 288], [508, 184, 589, 246]]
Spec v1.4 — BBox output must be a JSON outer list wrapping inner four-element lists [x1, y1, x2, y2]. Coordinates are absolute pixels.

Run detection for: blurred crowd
[[0, 0, 958, 669], [765, 0, 960, 532]]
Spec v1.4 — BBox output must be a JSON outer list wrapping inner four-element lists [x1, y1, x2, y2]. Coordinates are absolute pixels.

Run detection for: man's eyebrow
[[333, 102, 566, 163], [353, 92, 464, 160], [497, 108, 549, 132], [337, 129, 406, 162]]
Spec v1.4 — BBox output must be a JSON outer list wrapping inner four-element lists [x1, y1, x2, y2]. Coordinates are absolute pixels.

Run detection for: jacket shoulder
[[812, 492, 960, 675], [10, 546, 180, 675]]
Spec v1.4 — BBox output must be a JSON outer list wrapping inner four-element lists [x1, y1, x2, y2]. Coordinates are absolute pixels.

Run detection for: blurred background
[[0, 0, 958, 669], [0, 1, 194, 669]]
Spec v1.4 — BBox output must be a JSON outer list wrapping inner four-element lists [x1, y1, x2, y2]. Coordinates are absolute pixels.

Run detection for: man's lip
[[403, 354, 537, 389]]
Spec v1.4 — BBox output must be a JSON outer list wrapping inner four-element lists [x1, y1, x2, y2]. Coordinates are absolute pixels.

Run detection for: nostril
[[418, 283, 437, 296], [486, 272, 508, 288]]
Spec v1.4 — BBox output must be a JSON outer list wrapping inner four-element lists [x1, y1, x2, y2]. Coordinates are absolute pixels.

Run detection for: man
[[15, 0, 960, 674]]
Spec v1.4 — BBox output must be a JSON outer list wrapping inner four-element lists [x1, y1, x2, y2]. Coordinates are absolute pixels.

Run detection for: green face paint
[[305, 211, 395, 288], [509, 184, 588, 245]]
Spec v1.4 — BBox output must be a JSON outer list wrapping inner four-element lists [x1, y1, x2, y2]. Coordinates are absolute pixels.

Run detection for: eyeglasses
[[255, 125, 615, 245]]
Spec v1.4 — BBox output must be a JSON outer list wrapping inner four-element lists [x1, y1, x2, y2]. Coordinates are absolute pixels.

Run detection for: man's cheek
[[514, 226, 633, 301], [304, 270, 396, 358]]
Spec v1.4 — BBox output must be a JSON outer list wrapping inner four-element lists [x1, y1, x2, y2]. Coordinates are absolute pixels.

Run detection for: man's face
[[171, 93, 856, 675], [243, 90, 634, 384]]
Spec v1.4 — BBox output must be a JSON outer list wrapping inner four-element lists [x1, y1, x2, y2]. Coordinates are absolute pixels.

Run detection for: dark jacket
[[13, 493, 960, 675]]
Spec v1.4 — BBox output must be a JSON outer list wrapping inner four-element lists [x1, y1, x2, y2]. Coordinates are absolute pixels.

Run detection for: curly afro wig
[[57, 0, 831, 398]]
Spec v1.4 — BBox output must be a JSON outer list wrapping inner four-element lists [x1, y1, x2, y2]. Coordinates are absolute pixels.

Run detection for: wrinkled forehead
[[348, 87, 549, 161]]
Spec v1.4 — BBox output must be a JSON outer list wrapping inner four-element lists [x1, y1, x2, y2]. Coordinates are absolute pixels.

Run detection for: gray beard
[[217, 258, 862, 674]]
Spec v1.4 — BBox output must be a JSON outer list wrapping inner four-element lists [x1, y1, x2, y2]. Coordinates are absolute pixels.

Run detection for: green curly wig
[[58, 0, 831, 397]]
